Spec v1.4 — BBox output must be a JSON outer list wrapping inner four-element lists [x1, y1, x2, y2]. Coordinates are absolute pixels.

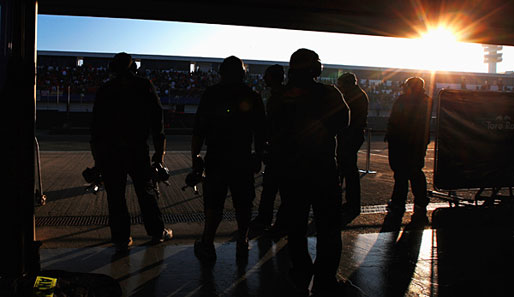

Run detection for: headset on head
[[109, 52, 133, 74], [311, 59, 322, 78], [289, 48, 322, 78], [338, 72, 357, 87], [219, 56, 246, 79], [403, 76, 425, 92]]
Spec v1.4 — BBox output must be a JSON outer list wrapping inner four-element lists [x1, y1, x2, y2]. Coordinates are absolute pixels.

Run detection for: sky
[[37, 15, 514, 74]]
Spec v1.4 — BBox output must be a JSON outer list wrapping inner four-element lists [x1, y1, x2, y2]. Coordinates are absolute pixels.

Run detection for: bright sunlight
[[403, 25, 483, 72], [420, 26, 458, 43]]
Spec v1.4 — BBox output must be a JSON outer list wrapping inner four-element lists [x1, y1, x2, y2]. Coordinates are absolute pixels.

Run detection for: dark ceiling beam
[[38, 0, 514, 46]]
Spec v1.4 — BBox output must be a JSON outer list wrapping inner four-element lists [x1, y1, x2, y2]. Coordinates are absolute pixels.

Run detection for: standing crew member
[[250, 64, 287, 237], [90, 52, 172, 253], [385, 76, 433, 227], [274, 49, 349, 296], [191, 56, 265, 263], [336, 72, 369, 226]]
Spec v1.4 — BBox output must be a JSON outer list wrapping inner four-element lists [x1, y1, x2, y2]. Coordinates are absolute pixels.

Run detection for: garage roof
[[38, 0, 514, 46]]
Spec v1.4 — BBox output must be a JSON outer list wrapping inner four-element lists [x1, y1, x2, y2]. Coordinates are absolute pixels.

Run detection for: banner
[[434, 90, 514, 190]]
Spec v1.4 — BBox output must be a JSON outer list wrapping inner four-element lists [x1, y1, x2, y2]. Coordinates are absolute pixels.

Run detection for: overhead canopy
[[38, 0, 514, 46]]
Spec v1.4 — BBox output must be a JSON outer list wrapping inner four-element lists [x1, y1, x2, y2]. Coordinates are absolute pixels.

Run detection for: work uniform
[[386, 91, 433, 212], [90, 72, 166, 245], [337, 85, 369, 210], [193, 82, 265, 233], [255, 85, 285, 228], [272, 80, 349, 292]]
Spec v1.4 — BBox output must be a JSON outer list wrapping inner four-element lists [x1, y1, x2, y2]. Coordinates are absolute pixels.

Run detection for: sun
[[419, 26, 458, 43], [402, 25, 482, 72]]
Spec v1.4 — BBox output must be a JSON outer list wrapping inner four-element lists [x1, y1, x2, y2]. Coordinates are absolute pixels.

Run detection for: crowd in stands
[[37, 65, 109, 100], [36, 64, 266, 104], [361, 79, 402, 116], [36, 64, 513, 116]]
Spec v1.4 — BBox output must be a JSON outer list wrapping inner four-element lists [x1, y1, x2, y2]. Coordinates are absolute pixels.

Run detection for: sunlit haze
[[37, 15, 514, 73]]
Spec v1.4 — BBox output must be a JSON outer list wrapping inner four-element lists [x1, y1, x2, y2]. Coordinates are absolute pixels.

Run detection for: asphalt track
[[35, 130, 443, 210], [38, 129, 506, 230]]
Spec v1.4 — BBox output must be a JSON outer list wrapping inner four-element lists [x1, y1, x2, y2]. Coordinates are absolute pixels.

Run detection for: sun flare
[[419, 26, 458, 43], [402, 25, 482, 72]]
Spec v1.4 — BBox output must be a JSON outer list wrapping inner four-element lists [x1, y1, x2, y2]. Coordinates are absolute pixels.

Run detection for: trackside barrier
[[359, 128, 377, 174]]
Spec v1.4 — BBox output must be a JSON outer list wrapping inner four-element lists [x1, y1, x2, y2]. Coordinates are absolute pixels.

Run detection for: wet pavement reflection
[[42, 238, 297, 297], [40, 212, 513, 297]]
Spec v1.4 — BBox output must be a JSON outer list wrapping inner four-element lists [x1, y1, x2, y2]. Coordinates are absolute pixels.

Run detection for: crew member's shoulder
[[131, 75, 154, 87], [204, 82, 226, 92], [201, 83, 221, 97], [244, 84, 261, 99], [317, 82, 344, 99], [98, 77, 115, 88], [209, 82, 258, 96], [316, 82, 339, 93], [228, 82, 256, 94], [95, 79, 116, 96], [357, 86, 369, 97], [396, 93, 408, 102]]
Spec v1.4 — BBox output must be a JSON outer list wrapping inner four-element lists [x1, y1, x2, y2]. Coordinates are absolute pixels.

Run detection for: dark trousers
[[99, 151, 164, 244], [202, 167, 255, 242], [280, 172, 342, 290], [339, 136, 364, 208], [388, 141, 429, 211], [256, 164, 285, 226]]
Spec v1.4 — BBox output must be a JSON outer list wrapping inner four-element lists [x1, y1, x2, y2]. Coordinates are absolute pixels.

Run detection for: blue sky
[[37, 15, 514, 73]]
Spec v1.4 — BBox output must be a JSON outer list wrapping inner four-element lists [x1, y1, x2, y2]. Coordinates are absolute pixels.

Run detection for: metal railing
[[359, 128, 377, 174]]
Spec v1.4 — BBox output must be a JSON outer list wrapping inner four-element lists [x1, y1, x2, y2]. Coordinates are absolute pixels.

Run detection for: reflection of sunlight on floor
[[345, 231, 399, 272], [407, 229, 438, 297], [37, 201, 513, 297], [340, 229, 438, 297], [343, 232, 399, 295], [96, 245, 189, 296], [223, 238, 288, 295]]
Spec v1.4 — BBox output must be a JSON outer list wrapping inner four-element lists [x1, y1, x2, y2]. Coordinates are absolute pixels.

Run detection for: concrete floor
[[28, 135, 514, 296], [35, 206, 514, 297], [38, 222, 513, 297]]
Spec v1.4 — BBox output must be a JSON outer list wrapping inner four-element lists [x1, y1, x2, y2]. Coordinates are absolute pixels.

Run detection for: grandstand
[[36, 50, 514, 131]]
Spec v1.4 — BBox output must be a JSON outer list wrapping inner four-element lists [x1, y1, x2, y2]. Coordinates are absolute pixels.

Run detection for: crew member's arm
[[336, 131, 344, 167], [385, 96, 401, 142], [332, 86, 350, 132], [191, 90, 208, 169], [253, 94, 266, 157], [89, 87, 105, 167], [330, 86, 350, 169], [353, 90, 369, 130], [423, 95, 433, 146], [250, 94, 266, 173], [148, 80, 166, 164]]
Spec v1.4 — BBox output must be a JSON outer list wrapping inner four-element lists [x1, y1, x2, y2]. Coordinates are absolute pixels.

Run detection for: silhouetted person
[[336, 72, 369, 226], [250, 64, 287, 236], [90, 52, 172, 253], [191, 56, 265, 263], [385, 77, 433, 227], [273, 49, 349, 296]]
